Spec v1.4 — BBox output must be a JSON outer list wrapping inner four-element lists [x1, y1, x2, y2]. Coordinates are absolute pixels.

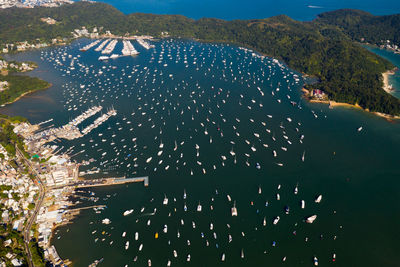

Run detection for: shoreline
[[382, 69, 396, 93], [302, 88, 400, 121], [0, 82, 52, 107]]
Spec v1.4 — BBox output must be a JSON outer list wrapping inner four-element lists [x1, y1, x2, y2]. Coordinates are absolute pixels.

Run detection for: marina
[[2, 37, 400, 267]]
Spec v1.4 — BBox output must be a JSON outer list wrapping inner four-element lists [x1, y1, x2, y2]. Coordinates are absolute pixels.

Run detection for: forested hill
[[315, 9, 400, 45], [0, 2, 399, 116]]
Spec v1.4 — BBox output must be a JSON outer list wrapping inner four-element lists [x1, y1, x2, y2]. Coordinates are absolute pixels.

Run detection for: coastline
[[302, 88, 400, 120], [382, 69, 396, 93], [0, 82, 52, 106]]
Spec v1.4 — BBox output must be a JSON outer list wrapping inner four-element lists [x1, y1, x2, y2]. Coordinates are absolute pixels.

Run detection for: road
[[17, 147, 46, 267]]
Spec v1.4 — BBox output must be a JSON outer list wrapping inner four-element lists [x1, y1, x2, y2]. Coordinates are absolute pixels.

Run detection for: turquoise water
[[2, 39, 400, 267], [90, 0, 400, 20], [365, 46, 400, 99]]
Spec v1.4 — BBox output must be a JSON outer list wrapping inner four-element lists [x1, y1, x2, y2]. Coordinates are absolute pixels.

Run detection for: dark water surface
[[2, 39, 400, 267]]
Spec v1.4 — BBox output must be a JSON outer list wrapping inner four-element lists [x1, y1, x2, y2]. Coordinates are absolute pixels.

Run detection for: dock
[[57, 176, 149, 189], [65, 205, 106, 213]]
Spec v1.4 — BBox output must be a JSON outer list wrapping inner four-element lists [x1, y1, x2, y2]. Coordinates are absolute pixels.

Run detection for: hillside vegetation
[[0, 2, 399, 115]]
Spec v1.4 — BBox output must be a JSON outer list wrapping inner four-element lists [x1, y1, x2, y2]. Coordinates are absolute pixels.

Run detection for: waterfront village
[[0, 0, 73, 9], [0, 102, 150, 266]]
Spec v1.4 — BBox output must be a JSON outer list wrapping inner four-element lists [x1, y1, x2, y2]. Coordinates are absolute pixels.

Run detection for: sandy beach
[[303, 88, 400, 120], [382, 70, 395, 93]]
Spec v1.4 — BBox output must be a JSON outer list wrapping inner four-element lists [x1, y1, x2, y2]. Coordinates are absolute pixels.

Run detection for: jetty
[[81, 107, 117, 135], [76, 176, 149, 188], [101, 40, 118, 54], [80, 40, 100, 52], [94, 39, 110, 52]]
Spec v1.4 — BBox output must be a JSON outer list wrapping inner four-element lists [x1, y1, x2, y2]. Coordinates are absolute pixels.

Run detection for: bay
[[90, 0, 400, 21], [2, 38, 400, 267]]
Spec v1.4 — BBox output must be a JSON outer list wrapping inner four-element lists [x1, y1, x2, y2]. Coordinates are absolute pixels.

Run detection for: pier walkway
[[51, 176, 149, 189]]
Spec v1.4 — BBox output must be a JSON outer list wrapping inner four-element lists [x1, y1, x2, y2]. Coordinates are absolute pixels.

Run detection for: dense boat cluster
[[69, 184, 340, 266], [35, 38, 342, 266]]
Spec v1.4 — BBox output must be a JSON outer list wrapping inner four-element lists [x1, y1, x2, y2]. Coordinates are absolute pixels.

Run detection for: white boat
[[357, 126, 363, 132], [241, 249, 244, 258], [273, 216, 280, 225], [139, 244, 143, 251], [123, 209, 133, 216], [122, 232, 126, 237], [173, 250, 178, 258], [110, 54, 119, 59], [263, 217, 266, 226], [148, 259, 151, 267], [125, 241, 129, 250], [276, 193, 280, 200], [163, 224, 168, 233], [197, 202, 202, 212], [231, 205, 238, 216], [294, 185, 298, 194], [301, 200, 305, 209], [135, 232, 139, 240], [98, 56, 109, 61], [315, 195, 322, 203], [163, 195, 168, 205], [306, 215, 317, 224], [221, 253, 225, 261], [102, 218, 111, 224], [314, 256, 319, 266]]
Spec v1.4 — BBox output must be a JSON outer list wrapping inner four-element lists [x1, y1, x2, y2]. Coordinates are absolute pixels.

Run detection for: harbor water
[[1, 38, 400, 267]]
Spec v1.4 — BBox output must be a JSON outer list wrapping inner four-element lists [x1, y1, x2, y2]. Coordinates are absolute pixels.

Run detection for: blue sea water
[[92, 0, 400, 20]]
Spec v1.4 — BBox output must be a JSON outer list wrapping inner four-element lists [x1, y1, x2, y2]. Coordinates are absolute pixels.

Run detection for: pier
[[50, 176, 150, 189], [65, 205, 106, 213]]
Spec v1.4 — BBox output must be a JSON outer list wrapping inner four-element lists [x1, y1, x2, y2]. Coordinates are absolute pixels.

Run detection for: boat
[[197, 202, 202, 212], [173, 250, 178, 258], [123, 209, 133, 216], [256, 162, 261, 169], [221, 253, 225, 261], [241, 249, 244, 258], [163, 224, 168, 233], [315, 195, 322, 203], [263, 217, 266, 226], [125, 241, 129, 250], [231, 201, 238, 216], [276, 193, 280, 200], [258, 186, 262, 194], [183, 189, 187, 199], [285, 205, 290, 214], [357, 126, 363, 132], [98, 56, 109, 61], [163, 195, 168, 205], [139, 244, 143, 251], [135, 232, 139, 240], [302, 151, 305, 162], [273, 216, 280, 225], [110, 54, 119, 59], [332, 253, 336, 262], [122, 232, 126, 237], [306, 215, 317, 224], [301, 200, 305, 209], [313, 256, 319, 266]]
